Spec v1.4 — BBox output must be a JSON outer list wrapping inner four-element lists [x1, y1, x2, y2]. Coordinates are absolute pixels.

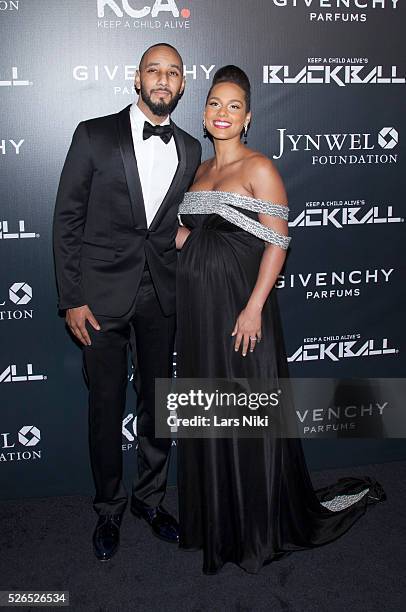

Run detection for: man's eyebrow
[[144, 62, 182, 71]]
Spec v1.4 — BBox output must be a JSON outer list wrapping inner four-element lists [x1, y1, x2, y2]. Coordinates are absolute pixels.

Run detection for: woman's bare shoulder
[[243, 151, 288, 204]]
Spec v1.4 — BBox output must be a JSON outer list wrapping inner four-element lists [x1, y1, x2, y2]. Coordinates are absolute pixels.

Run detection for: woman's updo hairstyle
[[206, 65, 251, 112]]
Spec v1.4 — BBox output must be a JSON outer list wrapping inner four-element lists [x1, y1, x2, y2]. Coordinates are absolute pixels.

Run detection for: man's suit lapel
[[149, 121, 186, 232], [117, 105, 147, 228]]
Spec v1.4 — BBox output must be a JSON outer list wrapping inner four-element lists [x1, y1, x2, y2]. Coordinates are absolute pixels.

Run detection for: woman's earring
[[202, 119, 208, 138], [243, 123, 249, 145]]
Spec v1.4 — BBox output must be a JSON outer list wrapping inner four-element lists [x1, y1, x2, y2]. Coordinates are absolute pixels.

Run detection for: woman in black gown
[[175, 66, 385, 575]]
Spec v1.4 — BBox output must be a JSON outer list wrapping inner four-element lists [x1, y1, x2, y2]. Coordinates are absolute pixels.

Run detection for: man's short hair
[[139, 43, 183, 71]]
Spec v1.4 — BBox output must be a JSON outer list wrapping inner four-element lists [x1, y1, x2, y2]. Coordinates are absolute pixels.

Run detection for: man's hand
[[66, 305, 100, 346]]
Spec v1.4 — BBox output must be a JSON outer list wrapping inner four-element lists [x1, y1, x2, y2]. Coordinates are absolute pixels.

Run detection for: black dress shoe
[[132, 505, 179, 543], [93, 514, 122, 561]]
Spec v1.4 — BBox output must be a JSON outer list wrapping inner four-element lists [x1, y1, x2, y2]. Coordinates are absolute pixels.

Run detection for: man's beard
[[140, 84, 182, 117]]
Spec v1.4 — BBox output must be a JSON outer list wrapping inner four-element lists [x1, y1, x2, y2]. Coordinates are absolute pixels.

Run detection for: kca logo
[[0, 364, 46, 383], [122, 413, 137, 451], [98, 0, 182, 18], [122, 413, 137, 441]]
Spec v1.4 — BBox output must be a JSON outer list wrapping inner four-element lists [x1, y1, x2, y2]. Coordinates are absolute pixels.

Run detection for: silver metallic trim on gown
[[179, 191, 291, 250], [320, 488, 370, 512]]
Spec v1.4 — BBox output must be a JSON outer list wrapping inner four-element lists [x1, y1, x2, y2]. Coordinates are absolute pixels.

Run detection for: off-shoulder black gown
[[176, 190, 386, 575]]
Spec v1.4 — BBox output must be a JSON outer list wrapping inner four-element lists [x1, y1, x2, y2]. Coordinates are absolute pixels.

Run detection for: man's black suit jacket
[[53, 104, 201, 317]]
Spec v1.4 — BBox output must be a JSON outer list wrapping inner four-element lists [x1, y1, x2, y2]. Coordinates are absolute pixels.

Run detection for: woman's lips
[[213, 120, 232, 129]]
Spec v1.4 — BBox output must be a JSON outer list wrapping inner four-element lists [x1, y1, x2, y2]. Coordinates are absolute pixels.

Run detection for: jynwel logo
[[0, 139, 24, 154], [1, 426, 40, 448], [0, 220, 38, 239], [288, 335, 397, 362], [8, 282, 31, 305], [0, 282, 33, 321], [0, 67, 30, 87], [272, 127, 399, 165], [276, 268, 394, 300], [263, 64, 405, 86], [0, 1, 19, 11], [272, 0, 398, 23], [97, 0, 191, 29], [0, 364, 46, 383], [0, 426, 42, 463]]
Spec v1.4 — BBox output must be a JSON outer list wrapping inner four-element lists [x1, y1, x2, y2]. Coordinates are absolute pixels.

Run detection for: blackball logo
[[0, 67, 30, 87], [288, 335, 397, 362], [0, 363, 46, 383], [289, 204, 403, 228], [97, 0, 187, 18], [263, 65, 405, 86], [0, 220, 37, 239]]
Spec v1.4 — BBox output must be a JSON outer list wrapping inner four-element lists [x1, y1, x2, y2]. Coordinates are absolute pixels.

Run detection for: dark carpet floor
[[0, 460, 405, 612]]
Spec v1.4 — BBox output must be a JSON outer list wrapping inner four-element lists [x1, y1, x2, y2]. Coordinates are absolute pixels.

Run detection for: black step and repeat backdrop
[[1, 0, 405, 499]]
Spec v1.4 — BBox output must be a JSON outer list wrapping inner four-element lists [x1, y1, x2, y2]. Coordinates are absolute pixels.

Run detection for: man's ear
[[134, 70, 141, 92], [180, 77, 186, 95]]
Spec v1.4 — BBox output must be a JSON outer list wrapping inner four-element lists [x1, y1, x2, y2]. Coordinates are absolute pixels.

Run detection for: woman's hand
[[176, 226, 191, 250], [231, 305, 262, 357]]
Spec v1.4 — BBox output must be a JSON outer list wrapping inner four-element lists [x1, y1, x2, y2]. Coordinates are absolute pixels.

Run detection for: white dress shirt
[[129, 103, 178, 227]]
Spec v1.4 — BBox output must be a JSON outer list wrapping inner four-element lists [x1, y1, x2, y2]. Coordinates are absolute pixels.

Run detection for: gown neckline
[[185, 190, 287, 207]]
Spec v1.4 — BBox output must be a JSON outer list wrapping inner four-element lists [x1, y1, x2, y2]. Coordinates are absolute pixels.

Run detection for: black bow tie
[[143, 121, 173, 144]]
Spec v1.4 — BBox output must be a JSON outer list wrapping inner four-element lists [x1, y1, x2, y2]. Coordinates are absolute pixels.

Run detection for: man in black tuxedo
[[53, 43, 201, 561]]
